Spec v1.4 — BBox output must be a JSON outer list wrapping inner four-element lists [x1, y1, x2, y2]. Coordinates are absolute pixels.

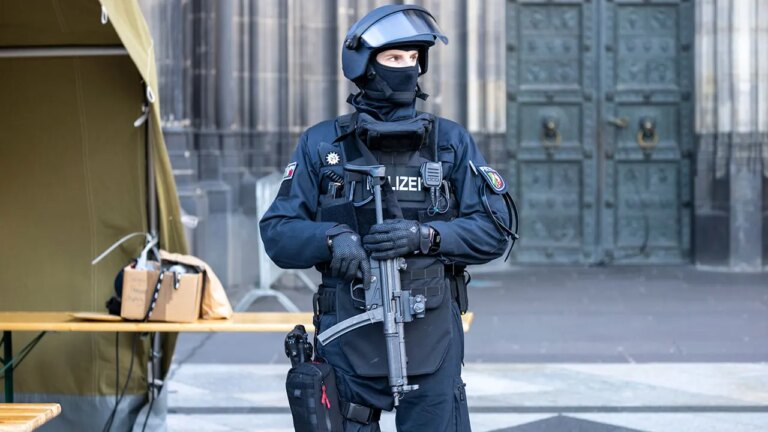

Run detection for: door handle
[[636, 117, 659, 150], [606, 117, 628, 128], [540, 117, 561, 149]]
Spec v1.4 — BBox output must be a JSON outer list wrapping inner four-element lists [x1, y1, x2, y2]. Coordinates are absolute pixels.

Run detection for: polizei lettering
[[387, 175, 423, 192]]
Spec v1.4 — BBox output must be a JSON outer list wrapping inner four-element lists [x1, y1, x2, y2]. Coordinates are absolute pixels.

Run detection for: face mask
[[364, 62, 420, 105]]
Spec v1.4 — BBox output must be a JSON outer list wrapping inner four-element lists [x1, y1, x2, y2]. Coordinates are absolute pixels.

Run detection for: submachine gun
[[317, 164, 427, 406]]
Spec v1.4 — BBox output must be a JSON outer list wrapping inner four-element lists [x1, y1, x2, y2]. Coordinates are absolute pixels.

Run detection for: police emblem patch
[[325, 152, 340, 165], [478, 166, 507, 193], [282, 162, 297, 181]]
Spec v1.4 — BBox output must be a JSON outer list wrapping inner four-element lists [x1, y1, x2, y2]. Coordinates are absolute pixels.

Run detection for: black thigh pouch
[[337, 256, 452, 377], [286, 361, 344, 432]]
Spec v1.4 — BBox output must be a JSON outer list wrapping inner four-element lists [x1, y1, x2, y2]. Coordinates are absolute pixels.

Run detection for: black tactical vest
[[314, 113, 460, 377]]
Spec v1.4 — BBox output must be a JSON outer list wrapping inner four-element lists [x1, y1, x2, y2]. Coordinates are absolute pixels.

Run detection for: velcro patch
[[282, 162, 297, 181], [478, 166, 507, 194]]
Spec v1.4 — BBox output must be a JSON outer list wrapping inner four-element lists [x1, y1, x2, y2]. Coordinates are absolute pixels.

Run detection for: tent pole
[[146, 105, 158, 239], [145, 92, 163, 405], [0, 46, 128, 58]]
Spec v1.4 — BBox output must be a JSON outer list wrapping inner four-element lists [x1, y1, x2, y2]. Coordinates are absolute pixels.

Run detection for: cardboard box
[[120, 265, 203, 323]]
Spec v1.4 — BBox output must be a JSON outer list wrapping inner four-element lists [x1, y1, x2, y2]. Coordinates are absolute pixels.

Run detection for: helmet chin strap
[[415, 84, 429, 101]]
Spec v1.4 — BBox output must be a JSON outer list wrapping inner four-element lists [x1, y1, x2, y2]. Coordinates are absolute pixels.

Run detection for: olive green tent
[[0, 0, 186, 430]]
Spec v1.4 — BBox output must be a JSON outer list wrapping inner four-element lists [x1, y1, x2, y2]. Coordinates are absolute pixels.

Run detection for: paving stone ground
[[168, 266, 768, 431], [166, 363, 768, 431]]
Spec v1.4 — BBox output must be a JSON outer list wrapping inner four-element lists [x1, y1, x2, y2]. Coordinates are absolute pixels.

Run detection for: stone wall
[[694, 0, 768, 271], [137, 0, 508, 293]]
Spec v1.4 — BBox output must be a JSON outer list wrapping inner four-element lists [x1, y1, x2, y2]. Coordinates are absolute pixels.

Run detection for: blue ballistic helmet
[[342, 4, 449, 84]]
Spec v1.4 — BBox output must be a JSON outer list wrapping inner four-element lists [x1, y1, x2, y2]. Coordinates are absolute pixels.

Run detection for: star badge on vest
[[325, 152, 340, 166], [478, 166, 507, 194], [282, 162, 297, 182]]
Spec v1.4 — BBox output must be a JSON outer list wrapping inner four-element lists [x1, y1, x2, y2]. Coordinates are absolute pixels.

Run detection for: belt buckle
[[346, 402, 373, 424], [312, 292, 320, 316]]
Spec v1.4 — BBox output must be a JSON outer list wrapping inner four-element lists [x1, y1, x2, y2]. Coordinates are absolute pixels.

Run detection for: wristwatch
[[418, 224, 440, 255], [429, 229, 441, 254]]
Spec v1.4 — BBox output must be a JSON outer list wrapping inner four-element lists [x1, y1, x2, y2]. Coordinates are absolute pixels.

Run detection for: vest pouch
[[317, 199, 359, 234], [401, 256, 447, 311]]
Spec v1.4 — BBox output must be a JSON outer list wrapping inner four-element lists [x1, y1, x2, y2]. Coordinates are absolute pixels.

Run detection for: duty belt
[[315, 264, 464, 315], [314, 289, 336, 315]]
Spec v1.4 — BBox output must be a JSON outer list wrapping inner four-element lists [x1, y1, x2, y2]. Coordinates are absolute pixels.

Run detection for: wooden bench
[[0, 403, 60, 432], [0, 311, 474, 402]]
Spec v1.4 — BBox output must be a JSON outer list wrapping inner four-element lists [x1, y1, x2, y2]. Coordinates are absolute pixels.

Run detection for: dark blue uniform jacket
[[259, 116, 510, 269]]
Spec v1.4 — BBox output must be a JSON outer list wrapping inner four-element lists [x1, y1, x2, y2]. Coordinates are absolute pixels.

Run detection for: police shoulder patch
[[319, 141, 343, 167], [325, 152, 340, 166], [282, 162, 297, 181], [478, 165, 507, 194]]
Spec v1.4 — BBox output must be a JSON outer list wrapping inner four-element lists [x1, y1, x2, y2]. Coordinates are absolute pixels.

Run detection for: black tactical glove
[[363, 219, 437, 260], [327, 225, 371, 289]]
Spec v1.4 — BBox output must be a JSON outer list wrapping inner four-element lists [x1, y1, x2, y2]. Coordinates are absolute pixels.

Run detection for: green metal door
[[506, 0, 693, 264]]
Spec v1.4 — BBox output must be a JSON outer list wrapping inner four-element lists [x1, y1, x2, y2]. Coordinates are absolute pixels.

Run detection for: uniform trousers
[[317, 301, 471, 432]]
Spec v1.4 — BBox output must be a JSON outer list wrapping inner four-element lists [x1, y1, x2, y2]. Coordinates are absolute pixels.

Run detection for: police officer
[[260, 5, 516, 431]]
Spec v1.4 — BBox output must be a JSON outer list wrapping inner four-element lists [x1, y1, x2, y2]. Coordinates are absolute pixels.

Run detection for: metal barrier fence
[[235, 172, 316, 312]]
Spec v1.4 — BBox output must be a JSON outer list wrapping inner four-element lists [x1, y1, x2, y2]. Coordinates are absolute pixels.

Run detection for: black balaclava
[[350, 46, 426, 122]]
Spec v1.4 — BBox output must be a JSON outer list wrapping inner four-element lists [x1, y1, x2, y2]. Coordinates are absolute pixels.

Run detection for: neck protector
[[355, 112, 434, 152], [349, 91, 414, 122]]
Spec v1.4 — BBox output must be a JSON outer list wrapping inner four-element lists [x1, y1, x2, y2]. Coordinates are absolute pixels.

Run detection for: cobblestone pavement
[[169, 266, 768, 431], [167, 363, 768, 431]]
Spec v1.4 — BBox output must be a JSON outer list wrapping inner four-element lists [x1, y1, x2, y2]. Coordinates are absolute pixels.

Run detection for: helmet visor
[[361, 10, 448, 48]]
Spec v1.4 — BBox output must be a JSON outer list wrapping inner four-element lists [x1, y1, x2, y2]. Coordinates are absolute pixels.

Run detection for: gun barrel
[[382, 255, 417, 403]]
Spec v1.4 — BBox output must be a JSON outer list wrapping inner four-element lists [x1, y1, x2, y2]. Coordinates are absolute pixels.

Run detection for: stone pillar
[[251, 0, 289, 175], [419, 0, 467, 124], [466, 0, 506, 162], [695, 0, 768, 271]]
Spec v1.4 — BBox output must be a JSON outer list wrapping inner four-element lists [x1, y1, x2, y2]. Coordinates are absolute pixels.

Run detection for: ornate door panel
[[506, 0, 693, 264], [600, 1, 693, 263], [507, 1, 598, 263]]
